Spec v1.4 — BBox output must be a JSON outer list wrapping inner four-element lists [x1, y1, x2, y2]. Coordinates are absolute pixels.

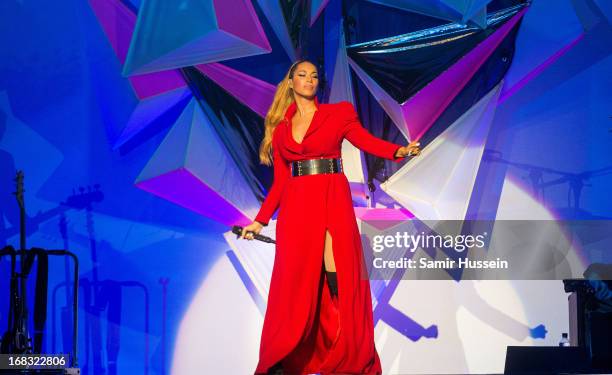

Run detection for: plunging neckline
[[290, 109, 318, 145]]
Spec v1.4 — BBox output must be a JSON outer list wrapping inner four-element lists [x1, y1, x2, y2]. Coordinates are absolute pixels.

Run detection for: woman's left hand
[[395, 140, 421, 158]]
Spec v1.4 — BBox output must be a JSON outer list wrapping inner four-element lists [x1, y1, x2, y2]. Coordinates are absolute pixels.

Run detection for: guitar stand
[[0, 245, 80, 375]]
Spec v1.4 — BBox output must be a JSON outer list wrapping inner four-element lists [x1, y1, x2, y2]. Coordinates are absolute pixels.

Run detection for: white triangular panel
[[380, 82, 503, 222]]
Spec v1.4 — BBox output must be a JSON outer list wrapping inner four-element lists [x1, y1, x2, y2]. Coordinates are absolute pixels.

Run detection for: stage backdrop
[[0, 0, 611, 374]]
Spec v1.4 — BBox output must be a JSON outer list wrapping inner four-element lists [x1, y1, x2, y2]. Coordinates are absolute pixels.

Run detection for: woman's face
[[290, 62, 319, 99]]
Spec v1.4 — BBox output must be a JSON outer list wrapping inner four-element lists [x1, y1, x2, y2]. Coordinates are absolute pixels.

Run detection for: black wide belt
[[290, 157, 343, 177]]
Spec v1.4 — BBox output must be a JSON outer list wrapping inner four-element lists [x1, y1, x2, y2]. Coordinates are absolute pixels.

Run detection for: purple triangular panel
[[195, 63, 275, 118], [401, 8, 527, 141], [136, 168, 250, 226], [88, 0, 186, 99], [135, 99, 259, 226], [214, 0, 272, 51]]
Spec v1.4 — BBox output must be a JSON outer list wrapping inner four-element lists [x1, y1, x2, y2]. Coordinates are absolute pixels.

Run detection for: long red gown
[[253, 97, 405, 375]]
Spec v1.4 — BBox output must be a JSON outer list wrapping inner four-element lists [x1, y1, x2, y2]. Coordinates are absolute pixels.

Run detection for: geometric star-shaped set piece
[[366, 0, 495, 27], [195, 63, 275, 118], [348, 6, 527, 143], [88, 0, 193, 150], [380, 82, 503, 222], [88, 0, 186, 98], [113, 87, 193, 150], [123, 0, 272, 76], [135, 99, 260, 226], [255, 0, 297, 61]]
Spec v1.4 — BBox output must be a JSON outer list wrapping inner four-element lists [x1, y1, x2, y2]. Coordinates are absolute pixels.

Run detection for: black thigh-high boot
[[326, 270, 338, 298]]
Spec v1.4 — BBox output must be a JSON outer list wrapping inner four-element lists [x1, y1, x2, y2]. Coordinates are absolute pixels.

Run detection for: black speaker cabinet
[[588, 312, 612, 369], [504, 346, 591, 374]]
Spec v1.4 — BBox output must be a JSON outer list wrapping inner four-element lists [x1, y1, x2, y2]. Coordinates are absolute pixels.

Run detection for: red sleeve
[[339, 101, 405, 163], [254, 127, 291, 226]]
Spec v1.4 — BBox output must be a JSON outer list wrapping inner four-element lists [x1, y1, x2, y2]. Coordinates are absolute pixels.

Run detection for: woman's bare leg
[[323, 229, 336, 272]]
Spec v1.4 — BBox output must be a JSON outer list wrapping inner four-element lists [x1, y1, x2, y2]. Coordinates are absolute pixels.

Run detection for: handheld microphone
[[231, 226, 276, 244]]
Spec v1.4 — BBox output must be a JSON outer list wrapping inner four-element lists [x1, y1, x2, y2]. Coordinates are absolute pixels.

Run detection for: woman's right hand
[[241, 221, 264, 240]]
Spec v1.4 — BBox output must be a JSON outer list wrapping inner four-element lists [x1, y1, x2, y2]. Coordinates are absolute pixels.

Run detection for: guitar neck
[[1, 206, 68, 240]]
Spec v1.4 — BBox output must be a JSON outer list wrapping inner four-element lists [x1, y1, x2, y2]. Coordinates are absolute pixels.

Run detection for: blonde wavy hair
[[259, 59, 314, 166]]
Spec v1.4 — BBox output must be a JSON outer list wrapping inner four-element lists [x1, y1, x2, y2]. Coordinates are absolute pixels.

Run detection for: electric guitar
[[1, 171, 32, 354]]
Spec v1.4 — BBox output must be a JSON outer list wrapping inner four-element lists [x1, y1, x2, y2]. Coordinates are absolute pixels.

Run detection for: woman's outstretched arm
[[254, 131, 291, 226], [339, 101, 406, 163]]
